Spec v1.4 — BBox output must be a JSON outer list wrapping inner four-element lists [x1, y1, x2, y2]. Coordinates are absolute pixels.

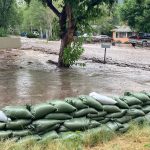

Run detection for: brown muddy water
[[0, 63, 150, 107]]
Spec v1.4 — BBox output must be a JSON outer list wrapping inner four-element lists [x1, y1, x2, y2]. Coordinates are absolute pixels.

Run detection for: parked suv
[[92, 35, 112, 42], [129, 33, 150, 47]]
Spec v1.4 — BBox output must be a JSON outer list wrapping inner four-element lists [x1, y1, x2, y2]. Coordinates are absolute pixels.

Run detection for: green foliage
[[22, 0, 54, 38], [27, 32, 39, 38], [63, 38, 84, 66], [120, 0, 150, 32], [0, 0, 21, 29], [0, 28, 8, 37]]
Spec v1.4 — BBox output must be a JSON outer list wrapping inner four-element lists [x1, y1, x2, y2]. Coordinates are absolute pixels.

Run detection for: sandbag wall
[[0, 91, 150, 142]]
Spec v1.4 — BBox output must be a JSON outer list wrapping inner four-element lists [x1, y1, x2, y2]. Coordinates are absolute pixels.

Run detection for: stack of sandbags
[[0, 91, 150, 142], [1, 106, 33, 140], [61, 97, 101, 132]]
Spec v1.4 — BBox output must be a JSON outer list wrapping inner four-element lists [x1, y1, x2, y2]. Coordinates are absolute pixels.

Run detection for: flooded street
[[0, 63, 150, 107], [0, 38, 150, 107]]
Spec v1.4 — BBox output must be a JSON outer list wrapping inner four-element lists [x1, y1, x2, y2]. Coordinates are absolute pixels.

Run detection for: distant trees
[[22, 0, 55, 39], [120, 0, 150, 32], [0, 0, 21, 30]]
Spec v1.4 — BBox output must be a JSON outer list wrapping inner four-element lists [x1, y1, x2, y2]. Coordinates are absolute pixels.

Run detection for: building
[[112, 26, 135, 43]]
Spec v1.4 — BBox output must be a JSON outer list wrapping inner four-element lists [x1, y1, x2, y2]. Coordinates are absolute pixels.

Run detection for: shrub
[[27, 32, 38, 38], [0, 28, 8, 37], [116, 40, 122, 44], [124, 41, 130, 44], [63, 38, 84, 66]]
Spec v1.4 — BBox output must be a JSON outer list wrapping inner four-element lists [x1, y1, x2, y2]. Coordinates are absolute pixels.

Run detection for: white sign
[[101, 43, 111, 48]]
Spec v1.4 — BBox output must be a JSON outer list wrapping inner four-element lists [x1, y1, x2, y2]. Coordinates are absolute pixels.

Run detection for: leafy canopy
[[120, 0, 150, 32], [24, 0, 116, 29]]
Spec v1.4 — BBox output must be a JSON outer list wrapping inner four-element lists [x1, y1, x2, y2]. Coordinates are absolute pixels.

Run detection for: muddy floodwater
[[0, 38, 150, 107], [0, 62, 150, 107]]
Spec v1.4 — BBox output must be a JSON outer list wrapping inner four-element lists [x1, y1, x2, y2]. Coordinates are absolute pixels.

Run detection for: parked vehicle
[[92, 35, 112, 42], [129, 33, 150, 47]]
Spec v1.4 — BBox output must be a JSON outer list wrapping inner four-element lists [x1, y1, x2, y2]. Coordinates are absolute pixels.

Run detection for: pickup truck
[[129, 33, 150, 47]]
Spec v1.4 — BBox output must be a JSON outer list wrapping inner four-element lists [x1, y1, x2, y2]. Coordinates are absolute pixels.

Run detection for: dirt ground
[[21, 38, 150, 70]]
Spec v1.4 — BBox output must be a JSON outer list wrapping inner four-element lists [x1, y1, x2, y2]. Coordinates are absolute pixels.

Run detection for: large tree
[[120, 0, 150, 32], [25, 0, 115, 67]]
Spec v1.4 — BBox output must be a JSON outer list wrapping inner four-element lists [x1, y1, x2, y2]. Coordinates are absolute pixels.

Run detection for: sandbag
[[103, 105, 121, 113], [106, 122, 123, 131], [106, 110, 127, 118], [87, 111, 107, 118], [90, 117, 104, 121], [64, 117, 90, 131], [113, 97, 129, 109], [48, 100, 76, 113], [78, 95, 103, 111], [145, 112, 150, 123], [2, 106, 32, 119], [99, 118, 110, 124], [30, 103, 56, 119], [0, 131, 12, 139], [0, 110, 11, 122], [58, 125, 69, 132], [38, 124, 60, 135], [118, 123, 129, 133], [0, 122, 6, 129], [126, 109, 145, 118], [6, 120, 31, 130], [41, 131, 59, 141], [115, 116, 132, 124], [133, 116, 146, 124], [89, 92, 117, 105], [59, 132, 82, 140], [142, 105, 150, 114], [13, 130, 32, 137], [89, 120, 101, 128], [31, 119, 63, 132], [72, 108, 98, 118], [142, 92, 150, 98], [124, 92, 150, 103], [120, 96, 142, 106], [86, 125, 112, 134], [65, 97, 88, 109], [130, 105, 142, 109], [45, 113, 72, 120], [18, 135, 41, 143], [142, 101, 150, 106]]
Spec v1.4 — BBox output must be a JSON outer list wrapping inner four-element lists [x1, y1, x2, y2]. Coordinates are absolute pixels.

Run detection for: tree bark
[[58, 4, 76, 67]]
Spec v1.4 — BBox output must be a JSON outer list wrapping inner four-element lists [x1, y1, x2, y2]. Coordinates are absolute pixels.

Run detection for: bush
[[63, 38, 84, 66], [0, 28, 8, 37], [124, 41, 130, 44], [116, 40, 122, 44], [27, 32, 38, 38]]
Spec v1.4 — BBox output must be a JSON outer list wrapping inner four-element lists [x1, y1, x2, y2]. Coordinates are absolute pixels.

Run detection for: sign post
[[101, 43, 111, 64]]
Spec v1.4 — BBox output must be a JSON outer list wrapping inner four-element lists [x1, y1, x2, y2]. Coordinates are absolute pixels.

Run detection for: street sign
[[101, 43, 111, 64], [101, 43, 111, 48]]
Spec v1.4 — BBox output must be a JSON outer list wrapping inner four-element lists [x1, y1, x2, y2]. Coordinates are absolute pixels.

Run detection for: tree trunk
[[58, 4, 75, 67]]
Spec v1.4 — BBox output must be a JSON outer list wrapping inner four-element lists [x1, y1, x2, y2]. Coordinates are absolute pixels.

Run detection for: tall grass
[[0, 123, 150, 150]]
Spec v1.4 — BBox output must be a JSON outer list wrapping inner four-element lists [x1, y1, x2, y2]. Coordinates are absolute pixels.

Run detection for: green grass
[[1, 123, 150, 150]]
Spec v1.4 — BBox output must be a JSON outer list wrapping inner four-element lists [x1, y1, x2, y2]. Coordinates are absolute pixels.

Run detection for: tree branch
[[46, 0, 61, 17]]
